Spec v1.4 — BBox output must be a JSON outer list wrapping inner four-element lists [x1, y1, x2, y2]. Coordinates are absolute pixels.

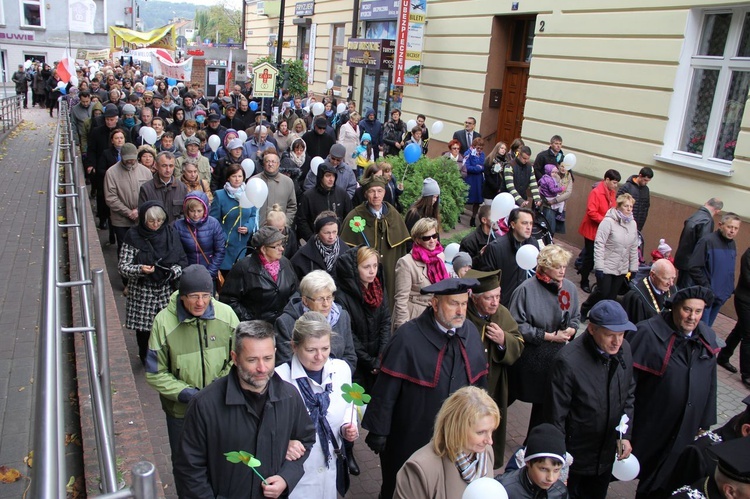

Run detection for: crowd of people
[[51, 56, 750, 498]]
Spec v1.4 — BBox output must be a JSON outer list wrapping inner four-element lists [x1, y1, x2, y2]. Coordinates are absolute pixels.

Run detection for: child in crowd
[[355, 133, 375, 178], [651, 238, 674, 264], [539, 163, 566, 218]]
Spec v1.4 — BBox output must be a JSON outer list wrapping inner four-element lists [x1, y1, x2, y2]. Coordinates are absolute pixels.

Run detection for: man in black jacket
[[532, 134, 564, 181], [675, 198, 723, 288], [301, 117, 336, 159], [547, 300, 636, 499], [294, 162, 352, 243], [175, 320, 316, 499], [459, 204, 496, 266], [622, 258, 677, 324], [617, 167, 653, 232]]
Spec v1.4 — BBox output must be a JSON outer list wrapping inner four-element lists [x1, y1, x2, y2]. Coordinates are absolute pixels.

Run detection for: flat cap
[[708, 437, 750, 483]]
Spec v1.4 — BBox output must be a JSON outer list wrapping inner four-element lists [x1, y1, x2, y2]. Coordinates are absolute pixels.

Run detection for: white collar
[[290, 355, 334, 386]]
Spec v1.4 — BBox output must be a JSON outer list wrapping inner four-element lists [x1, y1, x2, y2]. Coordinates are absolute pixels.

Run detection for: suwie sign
[[346, 38, 395, 70], [0, 31, 35, 41]]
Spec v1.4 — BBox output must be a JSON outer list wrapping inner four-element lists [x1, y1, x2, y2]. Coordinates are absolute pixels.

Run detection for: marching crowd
[[34, 55, 750, 498]]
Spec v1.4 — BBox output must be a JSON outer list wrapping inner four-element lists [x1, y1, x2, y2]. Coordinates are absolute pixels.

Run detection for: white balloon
[[443, 243, 460, 264], [208, 135, 221, 152], [462, 477, 508, 499], [311, 102, 325, 117], [241, 158, 255, 178], [562, 152, 577, 169], [431, 121, 444, 135], [490, 192, 516, 222], [406, 119, 417, 131], [140, 127, 157, 145], [24, 60, 32, 69], [515, 244, 540, 271], [70, 75, 80, 87], [56, 81, 67, 90], [326, 79, 334, 90], [238, 190, 253, 209], [237, 130, 248, 142], [612, 454, 640, 481], [303, 106, 310, 114], [337, 102, 347, 114], [310, 156, 325, 176], [245, 177, 269, 208]]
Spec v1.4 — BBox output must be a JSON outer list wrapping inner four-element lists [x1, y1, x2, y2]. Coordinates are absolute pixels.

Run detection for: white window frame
[[329, 23, 346, 90], [0, 1, 6, 26], [657, 7, 750, 176], [19, 0, 45, 29]]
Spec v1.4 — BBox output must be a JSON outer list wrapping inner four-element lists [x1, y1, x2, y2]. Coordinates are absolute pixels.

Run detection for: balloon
[[238, 190, 253, 209], [56, 81, 67, 90], [70, 75, 79, 87], [167, 78, 177, 86], [310, 156, 325, 176], [490, 193, 516, 222], [245, 177, 269, 208], [431, 121, 444, 135], [404, 143, 422, 164], [326, 79, 334, 90], [337, 102, 347, 113], [443, 243, 460, 263], [140, 127, 157, 145], [612, 454, 640, 481], [241, 158, 255, 178], [303, 106, 310, 114], [562, 153, 577, 169], [249, 101, 259, 111], [462, 477, 508, 499], [515, 244, 540, 271], [406, 119, 417, 131], [59, 86, 67, 95], [208, 135, 221, 152], [24, 60, 32, 69], [237, 130, 248, 142], [312, 102, 325, 117]]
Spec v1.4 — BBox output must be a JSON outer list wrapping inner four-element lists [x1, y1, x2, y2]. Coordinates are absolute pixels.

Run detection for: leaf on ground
[[23, 451, 33, 468], [0, 466, 22, 483], [65, 433, 81, 446]]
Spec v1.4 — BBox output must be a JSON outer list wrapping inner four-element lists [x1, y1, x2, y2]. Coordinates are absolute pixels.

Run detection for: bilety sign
[[294, 1, 314, 16], [346, 38, 395, 71], [394, 0, 425, 86]]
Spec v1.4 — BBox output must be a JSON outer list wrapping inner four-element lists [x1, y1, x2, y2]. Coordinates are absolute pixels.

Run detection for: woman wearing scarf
[[276, 311, 359, 498], [209, 164, 258, 277], [219, 226, 298, 323], [394, 387, 499, 499], [167, 106, 186, 138], [580, 193, 639, 319], [118, 201, 188, 364], [280, 138, 310, 200], [273, 120, 294, 153], [507, 244, 580, 437], [173, 118, 198, 157], [178, 160, 213, 205], [96, 128, 128, 238], [275, 270, 356, 371], [391, 217, 449, 331], [291, 210, 344, 281]]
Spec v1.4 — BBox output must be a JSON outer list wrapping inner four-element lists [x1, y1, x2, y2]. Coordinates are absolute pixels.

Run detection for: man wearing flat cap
[[627, 286, 720, 499], [465, 269, 523, 465], [671, 436, 750, 498], [301, 116, 336, 159], [547, 300, 636, 499], [362, 278, 489, 499]]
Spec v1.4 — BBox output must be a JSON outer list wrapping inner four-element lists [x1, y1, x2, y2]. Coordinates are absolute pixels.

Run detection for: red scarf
[[412, 242, 449, 284], [362, 277, 384, 308], [535, 268, 562, 290], [258, 252, 280, 282]]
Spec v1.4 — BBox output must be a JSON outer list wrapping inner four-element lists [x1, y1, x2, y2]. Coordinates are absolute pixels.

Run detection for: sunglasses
[[420, 233, 439, 242]]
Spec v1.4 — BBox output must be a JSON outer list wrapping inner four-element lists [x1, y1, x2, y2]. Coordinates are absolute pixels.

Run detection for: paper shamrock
[[348, 217, 370, 247], [615, 414, 630, 435], [225, 451, 268, 484], [341, 383, 371, 406]]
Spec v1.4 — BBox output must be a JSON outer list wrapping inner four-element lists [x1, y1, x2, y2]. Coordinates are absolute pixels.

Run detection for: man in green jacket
[[146, 264, 239, 470]]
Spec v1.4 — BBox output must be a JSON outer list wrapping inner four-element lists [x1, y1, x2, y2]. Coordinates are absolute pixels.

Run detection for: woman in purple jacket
[[174, 191, 226, 281]]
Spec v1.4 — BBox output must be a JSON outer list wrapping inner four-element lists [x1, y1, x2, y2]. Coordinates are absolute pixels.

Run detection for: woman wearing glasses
[[219, 226, 298, 323], [391, 218, 449, 331], [274, 270, 356, 372]]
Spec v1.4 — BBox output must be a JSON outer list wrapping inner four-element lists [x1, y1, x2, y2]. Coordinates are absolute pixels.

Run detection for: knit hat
[[657, 239, 672, 255], [103, 103, 119, 117], [121, 143, 138, 161], [251, 226, 285, 248], [185, 136, 201, 147], [329, 143, 346, 159], [179, 264, 214, 295], [121, 103, 136, 115], [363, 175, 388, 192], [361, 133, 372, 143], [524, 423, 566, 465], [227, 138, 244, 150], [452, 252, 473, 273], [422, 177, 440, 197]]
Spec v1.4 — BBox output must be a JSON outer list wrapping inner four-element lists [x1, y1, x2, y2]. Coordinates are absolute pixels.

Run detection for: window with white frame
[[330, 24, 346, 88], [20, 0, 44, 28], [663, 7, 750, 173]]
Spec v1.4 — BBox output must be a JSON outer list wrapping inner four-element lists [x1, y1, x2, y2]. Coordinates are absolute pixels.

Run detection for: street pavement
[[0, 105, 747, 498]]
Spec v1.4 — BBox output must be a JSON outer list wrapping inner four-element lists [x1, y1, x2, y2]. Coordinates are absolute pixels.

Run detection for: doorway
[[496, 17, 535, 145]]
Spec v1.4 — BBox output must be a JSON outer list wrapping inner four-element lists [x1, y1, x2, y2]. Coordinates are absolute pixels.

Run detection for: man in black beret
[[671, 436, 750, 498], [627, 286, 719, 499], [362, 278, 489, 499]]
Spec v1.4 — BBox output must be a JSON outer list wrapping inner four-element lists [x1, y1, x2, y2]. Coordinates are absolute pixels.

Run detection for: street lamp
[[276, 0, 285, 65]]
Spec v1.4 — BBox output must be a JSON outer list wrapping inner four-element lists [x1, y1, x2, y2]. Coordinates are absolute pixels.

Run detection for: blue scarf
[[296, 376, 339, 466]]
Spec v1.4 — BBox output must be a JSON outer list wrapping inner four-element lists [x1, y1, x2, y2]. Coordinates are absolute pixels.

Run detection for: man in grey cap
[[176, 135, 211, 182], [302, 143, 357, 197], [146, 264, 239, 479], [547, 300, 636, 499], [362, 278, 488, 499]]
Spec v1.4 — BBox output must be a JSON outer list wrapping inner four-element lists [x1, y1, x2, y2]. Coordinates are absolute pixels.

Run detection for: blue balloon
[[249, 101, 259, 111], [404, 143, 422, 164], [59, 86, 67, 95], [167, 78, 177, 86]]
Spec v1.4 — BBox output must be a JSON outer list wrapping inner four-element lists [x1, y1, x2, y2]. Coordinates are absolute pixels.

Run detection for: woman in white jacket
[[277, 311, 359, 498], [337, 112, 361, 172]]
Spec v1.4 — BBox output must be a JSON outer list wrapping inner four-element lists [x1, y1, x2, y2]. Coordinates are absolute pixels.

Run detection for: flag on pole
[[56, 49, 73, 83], [69, 0, 97, 34], [225, 50, 233, 91]]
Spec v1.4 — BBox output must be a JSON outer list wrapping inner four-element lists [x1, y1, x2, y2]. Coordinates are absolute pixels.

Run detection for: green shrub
[[387, 154, 468, 231]]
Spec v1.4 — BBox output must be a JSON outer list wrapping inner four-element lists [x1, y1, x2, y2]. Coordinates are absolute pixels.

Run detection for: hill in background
[[140, 1, 198, 30]]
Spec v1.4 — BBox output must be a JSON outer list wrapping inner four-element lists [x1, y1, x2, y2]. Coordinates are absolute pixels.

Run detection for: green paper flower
[[225, 451, 262, 468], [349, 216, 367, 234], [341, 383, 371, 406]]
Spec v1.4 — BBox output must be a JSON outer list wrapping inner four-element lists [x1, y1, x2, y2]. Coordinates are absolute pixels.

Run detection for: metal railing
[[31, 99, 156, 498], [0, 95, 23, 133]]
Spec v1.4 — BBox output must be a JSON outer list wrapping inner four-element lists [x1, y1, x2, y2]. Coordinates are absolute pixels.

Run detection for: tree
[[194, 2, 241, 44]]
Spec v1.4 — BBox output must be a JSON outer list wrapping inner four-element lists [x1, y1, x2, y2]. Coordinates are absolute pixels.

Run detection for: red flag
[[225, 50, 233, 91], [56, 50, 72, 83]]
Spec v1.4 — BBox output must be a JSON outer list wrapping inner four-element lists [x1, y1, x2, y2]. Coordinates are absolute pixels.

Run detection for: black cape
[[622, 276, 676, 325]]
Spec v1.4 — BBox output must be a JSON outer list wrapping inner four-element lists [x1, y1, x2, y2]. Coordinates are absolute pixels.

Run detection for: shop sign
[[346, 38, 395, 70]]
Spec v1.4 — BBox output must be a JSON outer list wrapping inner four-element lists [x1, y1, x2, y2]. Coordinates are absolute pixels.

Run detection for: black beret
[[708, 436, 750, 483], [665, 286, 715, 308], [421, 278, 479, 296]]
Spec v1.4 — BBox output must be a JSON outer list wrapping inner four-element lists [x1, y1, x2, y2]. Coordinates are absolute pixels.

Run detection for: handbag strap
[[188, 225, 213, 265]]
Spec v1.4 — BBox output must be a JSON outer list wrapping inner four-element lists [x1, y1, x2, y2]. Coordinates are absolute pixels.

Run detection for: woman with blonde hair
[[265, 203, 299, 259], [394, 386, 499, 499]]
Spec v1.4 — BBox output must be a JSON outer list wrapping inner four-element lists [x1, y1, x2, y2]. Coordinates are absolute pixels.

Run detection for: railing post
[[131, 462, 157, 499]]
